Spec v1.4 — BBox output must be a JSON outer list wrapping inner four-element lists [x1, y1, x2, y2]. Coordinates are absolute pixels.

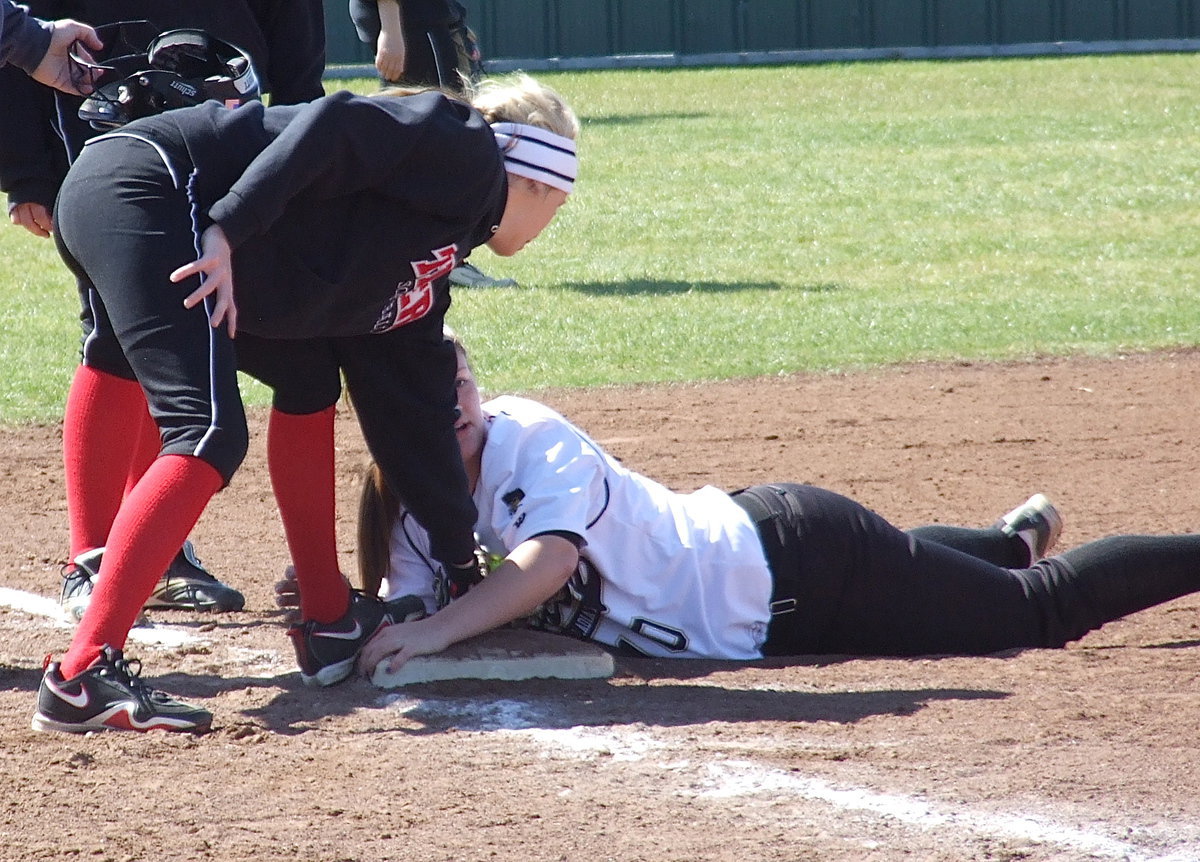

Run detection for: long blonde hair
[[467, 73, 580, 142], [374, 74, 579, 144]]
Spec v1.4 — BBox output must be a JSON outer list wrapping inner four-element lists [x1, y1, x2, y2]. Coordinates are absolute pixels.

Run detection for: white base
[[370, 628, 615, 687]]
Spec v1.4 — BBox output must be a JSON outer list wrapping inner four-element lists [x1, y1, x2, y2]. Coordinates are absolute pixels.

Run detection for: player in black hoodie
[[32, 75, 580, 733], [1, 3, 325, 617]]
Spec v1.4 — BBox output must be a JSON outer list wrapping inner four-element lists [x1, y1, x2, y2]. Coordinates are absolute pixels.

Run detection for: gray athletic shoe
[[60, 541, 244, 621], [995, 494, 1064, 563], [60, 548, 104, 624], [145, 541, 245, 612], [449, 261, 517, 288]]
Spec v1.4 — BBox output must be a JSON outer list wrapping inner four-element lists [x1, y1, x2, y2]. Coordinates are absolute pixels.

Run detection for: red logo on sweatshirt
[[373, 245, 458, 333]]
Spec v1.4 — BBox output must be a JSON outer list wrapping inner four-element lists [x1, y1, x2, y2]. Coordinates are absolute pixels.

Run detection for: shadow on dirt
[[227, 666, 1009, 736], [124, 648, 1025, 736], [370, 680, 1009, 735]]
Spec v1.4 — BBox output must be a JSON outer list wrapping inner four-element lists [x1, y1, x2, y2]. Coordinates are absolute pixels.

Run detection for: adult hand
[[360, 535, 578, 678], [357, 618, 450, 679], [9, 202, 53, 238], [374, 32, 406, 83], [30, 19, 102, 96], [171, 223, 238, 337], [374, 0, 407, 84]]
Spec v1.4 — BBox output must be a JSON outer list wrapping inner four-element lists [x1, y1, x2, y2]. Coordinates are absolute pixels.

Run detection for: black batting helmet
[[74, 22, 260, 129]]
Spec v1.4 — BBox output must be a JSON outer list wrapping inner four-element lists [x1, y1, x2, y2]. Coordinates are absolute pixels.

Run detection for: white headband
[[491, 122, 578, 195]]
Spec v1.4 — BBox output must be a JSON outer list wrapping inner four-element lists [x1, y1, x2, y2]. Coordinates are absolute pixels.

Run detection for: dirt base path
[[1, 351, 1198, 861]]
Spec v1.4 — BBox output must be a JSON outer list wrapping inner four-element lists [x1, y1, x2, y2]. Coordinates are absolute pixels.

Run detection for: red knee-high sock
[[125, 404, 161, 498], [61, 455, 223, 678], [267, 406, 348, 623], [63, 365, 148, 559]]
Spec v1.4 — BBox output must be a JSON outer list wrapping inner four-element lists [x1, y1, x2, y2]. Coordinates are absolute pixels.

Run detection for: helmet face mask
[[75, 23, 261, 129]]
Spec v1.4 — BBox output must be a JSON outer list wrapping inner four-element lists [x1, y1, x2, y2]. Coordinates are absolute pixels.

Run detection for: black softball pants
[[53, 134, 248, 482], [235, 323, 477, 569], [733, 483, 1200, 656]]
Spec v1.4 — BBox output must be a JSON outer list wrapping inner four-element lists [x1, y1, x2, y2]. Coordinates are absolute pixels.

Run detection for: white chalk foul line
[[0, 586, 203, 648], [0, 587, 66, 621], [695, 759, 1197, 862], [388, 696, 1200, 862], [0, 587, 297, 682]]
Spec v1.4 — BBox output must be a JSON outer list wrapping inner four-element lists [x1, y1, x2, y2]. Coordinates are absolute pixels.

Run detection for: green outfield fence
[[322, 0, 1200, 75]]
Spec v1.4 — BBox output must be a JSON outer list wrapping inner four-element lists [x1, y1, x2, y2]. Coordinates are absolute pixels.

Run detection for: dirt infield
[[2, 351, 1199, 861]]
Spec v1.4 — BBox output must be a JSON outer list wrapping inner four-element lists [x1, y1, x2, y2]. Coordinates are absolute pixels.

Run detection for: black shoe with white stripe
[[287, 591, 397, 687], [32, 646, 212, 734], [59, 548, 103, 623]]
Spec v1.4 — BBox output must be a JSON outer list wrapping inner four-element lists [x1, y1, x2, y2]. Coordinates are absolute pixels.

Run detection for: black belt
[[731, 485, 802, 653]]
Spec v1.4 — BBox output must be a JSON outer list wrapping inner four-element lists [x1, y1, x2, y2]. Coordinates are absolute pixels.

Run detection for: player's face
[[453, 350, 487, 468], [486, 177, 569, 256]]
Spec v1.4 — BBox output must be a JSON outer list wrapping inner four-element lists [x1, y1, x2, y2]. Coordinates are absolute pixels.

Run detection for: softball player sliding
[[32, 76, 580, 734], [350, 332, 1200, 672]]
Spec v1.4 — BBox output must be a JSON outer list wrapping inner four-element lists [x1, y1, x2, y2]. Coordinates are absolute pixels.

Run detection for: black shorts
[[732, 483, 1069, 656], [54, 134, 248, 482]]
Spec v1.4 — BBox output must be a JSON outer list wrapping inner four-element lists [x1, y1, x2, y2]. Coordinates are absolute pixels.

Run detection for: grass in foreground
[[1, 54, 1197, 422]]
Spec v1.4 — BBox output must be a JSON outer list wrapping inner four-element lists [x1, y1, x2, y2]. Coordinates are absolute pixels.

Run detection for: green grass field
[[1, 53, 1197, 423]]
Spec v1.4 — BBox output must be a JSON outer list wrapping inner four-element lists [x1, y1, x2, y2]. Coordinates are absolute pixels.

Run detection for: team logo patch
[[373, 244, 458, 333], [502, 488, 525, 515]]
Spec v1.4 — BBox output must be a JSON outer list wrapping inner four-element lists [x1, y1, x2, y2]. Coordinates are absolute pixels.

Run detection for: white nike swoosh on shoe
[[46, 675, 89, 709], [313, 620, 362, 641]]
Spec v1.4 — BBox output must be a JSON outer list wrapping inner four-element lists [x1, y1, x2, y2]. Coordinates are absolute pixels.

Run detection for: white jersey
[[384, 395, 773, 659]]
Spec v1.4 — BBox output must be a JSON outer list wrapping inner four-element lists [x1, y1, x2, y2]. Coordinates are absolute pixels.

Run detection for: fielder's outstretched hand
[[172, 223, 238, 337]]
